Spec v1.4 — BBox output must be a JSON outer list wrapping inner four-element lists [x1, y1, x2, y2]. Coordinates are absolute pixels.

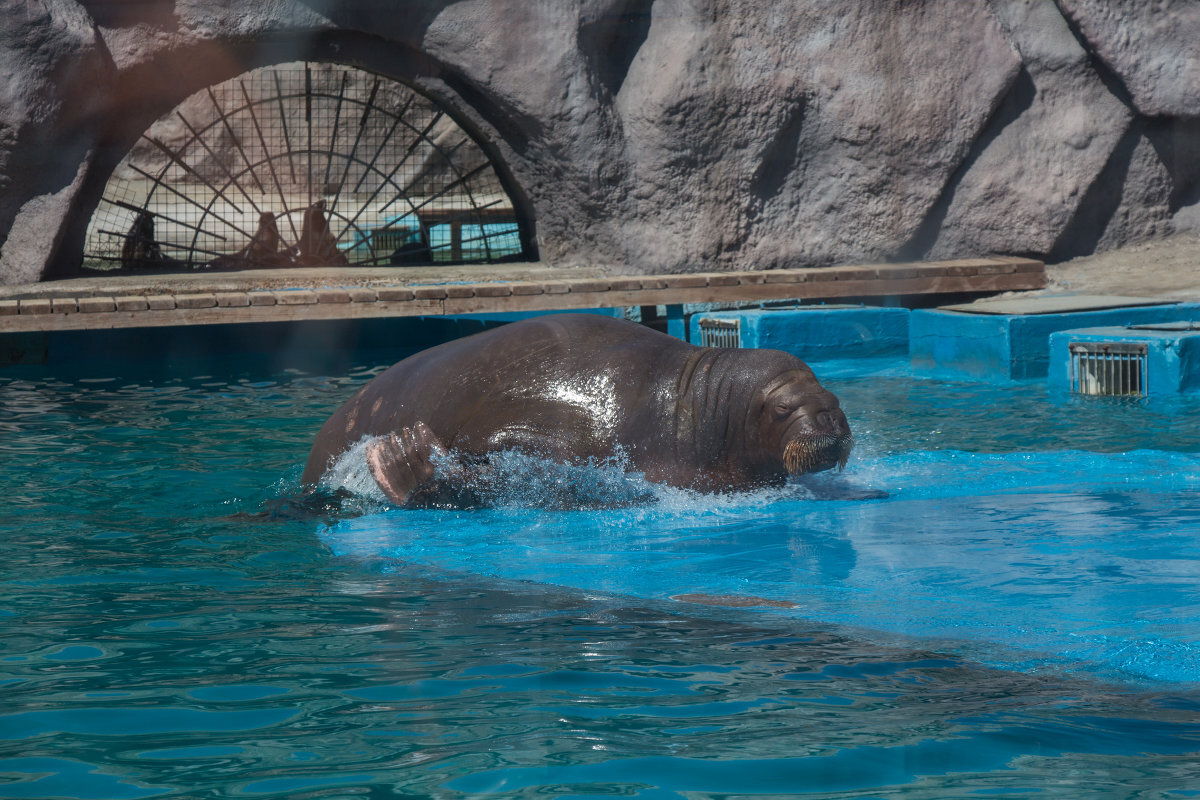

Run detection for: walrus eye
[[774, 402, 794, 418]]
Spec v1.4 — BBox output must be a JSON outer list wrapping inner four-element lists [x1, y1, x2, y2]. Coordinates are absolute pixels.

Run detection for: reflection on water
[[1, 360, 1199, 797]]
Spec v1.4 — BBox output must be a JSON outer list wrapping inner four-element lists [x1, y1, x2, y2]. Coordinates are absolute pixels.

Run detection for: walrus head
[[758, 369, 853, 477]]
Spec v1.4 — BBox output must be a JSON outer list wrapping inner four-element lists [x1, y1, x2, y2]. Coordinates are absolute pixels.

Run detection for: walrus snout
[[782, 433, 854, 475]]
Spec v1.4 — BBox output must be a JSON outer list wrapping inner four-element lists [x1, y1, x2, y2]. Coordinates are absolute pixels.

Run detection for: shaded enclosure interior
[[83, 61, 530, 273]]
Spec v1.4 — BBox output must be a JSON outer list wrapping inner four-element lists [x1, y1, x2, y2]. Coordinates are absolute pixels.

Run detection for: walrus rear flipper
[[365, 422, 476, 508]]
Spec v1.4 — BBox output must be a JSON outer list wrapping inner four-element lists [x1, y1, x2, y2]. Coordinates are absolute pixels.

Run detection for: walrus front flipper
[[794, 475, 889, 501], [362, 419, 460, 506]]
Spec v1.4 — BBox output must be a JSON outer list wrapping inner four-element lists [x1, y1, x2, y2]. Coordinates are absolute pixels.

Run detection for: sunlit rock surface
[[0, 0, 112, 285], [922, 0, 1131, 261], [0, 0, 1196, 283], [1056, 0, 1200, 118]]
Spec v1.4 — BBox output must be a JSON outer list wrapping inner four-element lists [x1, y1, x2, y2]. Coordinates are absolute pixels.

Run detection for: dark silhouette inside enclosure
[[84, 61, 533, 273]]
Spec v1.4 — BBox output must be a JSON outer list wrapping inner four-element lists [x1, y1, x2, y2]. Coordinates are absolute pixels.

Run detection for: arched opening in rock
[[82, 61, 533, 273]]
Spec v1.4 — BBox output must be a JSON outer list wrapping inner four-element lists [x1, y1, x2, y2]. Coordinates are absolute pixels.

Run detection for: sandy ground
[[1040, 233, 1200, 301]]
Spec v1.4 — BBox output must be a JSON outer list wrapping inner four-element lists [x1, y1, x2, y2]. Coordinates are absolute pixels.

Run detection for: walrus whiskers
[[783, 434, 854, 475]]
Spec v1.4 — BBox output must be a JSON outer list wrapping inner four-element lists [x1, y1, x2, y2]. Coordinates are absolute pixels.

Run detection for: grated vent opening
[[697, 318, 741, 348], [1069, 341, 1148, 396]]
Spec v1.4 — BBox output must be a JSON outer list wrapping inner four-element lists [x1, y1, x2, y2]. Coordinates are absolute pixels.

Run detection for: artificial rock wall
[[1, 0, 1198, 285]]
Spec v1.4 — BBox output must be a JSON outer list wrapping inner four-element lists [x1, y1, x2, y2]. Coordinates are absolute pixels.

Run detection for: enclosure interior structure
[[82, 61, 532, 275]]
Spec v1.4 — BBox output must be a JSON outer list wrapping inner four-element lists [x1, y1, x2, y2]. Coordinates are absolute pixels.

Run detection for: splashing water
[[321, 439, 678, 510]]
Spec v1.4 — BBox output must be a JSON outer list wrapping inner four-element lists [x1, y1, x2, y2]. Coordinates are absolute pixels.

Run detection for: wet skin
[[303, 314, 853, 507]]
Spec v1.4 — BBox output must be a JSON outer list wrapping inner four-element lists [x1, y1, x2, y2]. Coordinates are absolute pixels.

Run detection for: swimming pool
[[2, 349, 1199, 797]]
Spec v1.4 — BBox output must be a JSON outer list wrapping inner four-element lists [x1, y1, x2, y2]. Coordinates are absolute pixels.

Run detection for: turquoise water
[[3, 353, 1200, 797]]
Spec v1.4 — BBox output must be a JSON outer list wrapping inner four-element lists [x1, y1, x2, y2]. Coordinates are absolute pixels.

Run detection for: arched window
[[83, 61, 531, 272]]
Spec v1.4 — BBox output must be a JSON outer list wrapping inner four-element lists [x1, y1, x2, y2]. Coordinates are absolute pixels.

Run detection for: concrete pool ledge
[[690, 306, 910, 359], [911, 294, 1200, 382], [0, 257, 1044, 333], [1049, 323, 1200, 395]]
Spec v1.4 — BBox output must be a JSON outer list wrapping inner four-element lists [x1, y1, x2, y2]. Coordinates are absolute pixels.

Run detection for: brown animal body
[[302, 314, 853, 506]]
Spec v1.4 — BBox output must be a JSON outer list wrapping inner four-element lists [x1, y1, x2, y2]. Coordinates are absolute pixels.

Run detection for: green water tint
[[2, 360, 1200, 797]]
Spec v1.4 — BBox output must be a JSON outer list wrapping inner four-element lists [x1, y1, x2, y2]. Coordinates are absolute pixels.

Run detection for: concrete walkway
[[0, 258, 1044, 333]]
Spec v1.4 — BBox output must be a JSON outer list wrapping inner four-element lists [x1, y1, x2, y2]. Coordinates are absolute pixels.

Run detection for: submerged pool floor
[[2, 356, 1200, 797]]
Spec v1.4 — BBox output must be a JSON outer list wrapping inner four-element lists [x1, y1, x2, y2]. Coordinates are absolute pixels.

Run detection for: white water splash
[[314, 436, 853, 512], [318, 437, 389, 504]]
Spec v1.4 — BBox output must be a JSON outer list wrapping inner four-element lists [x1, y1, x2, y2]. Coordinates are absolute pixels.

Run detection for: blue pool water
[[3, 352, 1200, 797]]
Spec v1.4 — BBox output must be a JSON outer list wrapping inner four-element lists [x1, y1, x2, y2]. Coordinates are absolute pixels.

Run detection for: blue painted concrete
[[688, 306, 909, 358], [1048, 325, 1200, 395], [910, 304, 1200, 382], [665, 304, 686, 341]]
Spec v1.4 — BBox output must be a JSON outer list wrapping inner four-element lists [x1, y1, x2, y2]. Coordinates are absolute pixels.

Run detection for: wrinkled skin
[[302, 314, 853, 506]]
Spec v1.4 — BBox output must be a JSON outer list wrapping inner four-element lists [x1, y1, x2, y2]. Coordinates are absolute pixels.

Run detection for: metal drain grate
[[697, 318, 741, 348], [1069, 341, 1148, 396]]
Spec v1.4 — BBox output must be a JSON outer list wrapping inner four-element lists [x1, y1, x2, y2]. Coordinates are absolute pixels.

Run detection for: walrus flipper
[[793, 474, 888, 501], [365, 422, 469, 507]]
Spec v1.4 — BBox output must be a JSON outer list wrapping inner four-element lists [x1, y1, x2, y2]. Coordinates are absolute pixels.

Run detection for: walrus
[[294, 200, 348, 266], [245, 211, 284, 263], [120, 210, 162, 269], [301, 314, 853, 507], [208, 211, 290, 270], [120, 211, 184, 270]]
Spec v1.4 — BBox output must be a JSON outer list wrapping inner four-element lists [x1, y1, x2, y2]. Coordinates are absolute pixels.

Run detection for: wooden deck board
[[0, 258, 1045, 333]]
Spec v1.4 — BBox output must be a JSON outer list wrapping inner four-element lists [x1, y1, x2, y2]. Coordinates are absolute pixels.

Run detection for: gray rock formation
[[0, 0, 1198, 284], [923, 0, 1131, 260], [0, 0, 112, 284], [1056, 0, 1200, 117]]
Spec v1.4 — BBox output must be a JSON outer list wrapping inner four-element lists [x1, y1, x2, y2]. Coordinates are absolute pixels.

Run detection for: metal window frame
[[83, 61, 529, 272]]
